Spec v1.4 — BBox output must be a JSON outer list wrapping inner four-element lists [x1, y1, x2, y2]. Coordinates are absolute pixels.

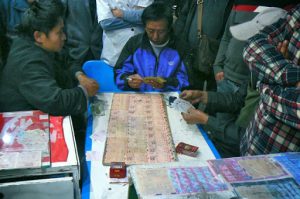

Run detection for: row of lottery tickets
[[130, 152, 300, 199]]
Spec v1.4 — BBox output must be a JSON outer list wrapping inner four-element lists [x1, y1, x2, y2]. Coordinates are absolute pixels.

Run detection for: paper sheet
[[0, 110, 50, 168], [208, 156, 289, 183], [130, 163, 234, 199], [103, 94, 176, 165]]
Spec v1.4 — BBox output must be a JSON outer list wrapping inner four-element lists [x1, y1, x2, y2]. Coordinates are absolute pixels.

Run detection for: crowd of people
[[0, 0, 299, 184]]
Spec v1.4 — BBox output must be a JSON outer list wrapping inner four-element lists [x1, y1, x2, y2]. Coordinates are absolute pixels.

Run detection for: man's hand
[[277, 40, 289, 59], [179, 90, 208, 104], [127, 74, 143, 89], [111, 8, 123, 18], [277, 40, 300, 87], [215, 71, 224, 81], [181, 108, 208, 125], [77, 74, 99, 97]]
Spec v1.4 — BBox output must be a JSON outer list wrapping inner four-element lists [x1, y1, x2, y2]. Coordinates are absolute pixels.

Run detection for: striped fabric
[[241, 4, 300, 155]]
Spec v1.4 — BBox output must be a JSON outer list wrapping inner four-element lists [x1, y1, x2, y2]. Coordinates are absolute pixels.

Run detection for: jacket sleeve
[[204, 76, 248, 145], [123, 9, 143, 24], [114, 37, 137, 91], [19, 60, 87, 116], [213, 11, 234, 76], [243, 10, 300, 86], [205, 81, 247, 114], [100, 18, 133, 31], [258, 83, 300, 129], [205, 116, 246, 149], [164, 61, 190, 91]]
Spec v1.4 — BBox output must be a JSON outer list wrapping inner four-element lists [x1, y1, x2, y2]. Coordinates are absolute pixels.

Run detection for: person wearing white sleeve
[[96, 0, 153, 67]]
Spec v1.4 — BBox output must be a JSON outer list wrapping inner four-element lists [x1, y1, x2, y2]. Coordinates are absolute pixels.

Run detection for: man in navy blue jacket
[[114, 2, 189, 91]]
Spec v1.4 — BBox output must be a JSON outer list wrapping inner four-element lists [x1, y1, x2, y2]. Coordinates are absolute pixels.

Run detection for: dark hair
[[141, 2, 173, 29], [16, 0, 64, 39]]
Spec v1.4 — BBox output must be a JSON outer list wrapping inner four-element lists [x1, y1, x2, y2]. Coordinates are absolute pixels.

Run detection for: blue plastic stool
[[82, 60, 121, 92]]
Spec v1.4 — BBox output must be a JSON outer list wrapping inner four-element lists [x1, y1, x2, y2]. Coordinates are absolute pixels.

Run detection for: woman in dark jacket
[[0, 0, 98, 116]]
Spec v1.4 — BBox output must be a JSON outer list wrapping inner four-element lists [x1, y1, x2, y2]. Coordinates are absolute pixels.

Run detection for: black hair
[[16, 0, 64, 40], [141, 2, 173, 29]]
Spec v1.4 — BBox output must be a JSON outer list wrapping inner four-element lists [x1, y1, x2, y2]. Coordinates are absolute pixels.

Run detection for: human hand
[[111, 8, 123, 18], [127, 74, 143, 89], [215, 71, 224, 81], [181, 108, 208, 125], [277, 40, 289, 59], [179, 90, 208, 104], [77, 74, 99, 96], [277, 40, 300, 85]]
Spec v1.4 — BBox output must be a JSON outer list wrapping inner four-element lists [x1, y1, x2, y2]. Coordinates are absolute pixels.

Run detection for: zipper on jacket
[[154, 56, 159, 76], [154, 48, 166, 76]]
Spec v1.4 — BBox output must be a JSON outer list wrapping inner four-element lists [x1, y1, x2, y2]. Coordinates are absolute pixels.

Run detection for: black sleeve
[[19, 59, 87, 116], [205, 81, 248, 114]]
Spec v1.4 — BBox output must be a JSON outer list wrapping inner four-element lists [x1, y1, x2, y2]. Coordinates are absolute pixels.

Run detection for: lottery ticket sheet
[[103, 93, 177, 165], [129, 161, 235, 199], [208, 153, 300, 199], [0, 110, 50, 169], [130, 153, 300, 199]]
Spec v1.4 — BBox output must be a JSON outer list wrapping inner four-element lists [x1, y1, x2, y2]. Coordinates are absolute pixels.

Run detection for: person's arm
[[258, 83, 300, 129], [243, 11, 300, 86], [100, 18, 133, 31], [176, 61, 190, 90], [19, 61, 87, 116], [205, 82, 247, 114], [213, 10, 234, 80], [180, 80, 247, 113], [58, 49, 99, 95], [122, 9, 143, 24], [98, 0, 144, 31], [164, 61, 190, 91], [114, 37, 138, 91], [97, 0, 133, 30]]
